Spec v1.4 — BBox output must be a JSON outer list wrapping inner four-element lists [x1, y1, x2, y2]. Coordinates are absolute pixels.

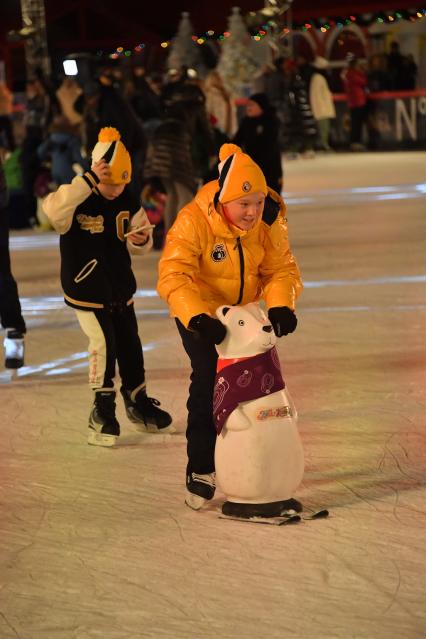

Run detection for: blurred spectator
[[161, 67, 187, 104], [37, 114, 86, 186], [140, 180, 167, 250], [55, 77, 84, 127], [0, 157, 26, 368], [0, 82, 15, 152], [147, 72, 164, 97], [395, 54, 418, 91], [367, 54, 392, 92], [132, 68, 163, 120], [260, 57, 288, 107], [387, 41, 404, 90], [341, 59, 368, 151], [202, 69, 237, 139], [233, 93, 282, 193], [20, 77, 52, 226], [162, 72, 215, 183], [83, 78, 146, 195], [143, 95, 197, 233], [83, 76, 145, 155], [296, 55, 316, 88], [280, 59, 317, 155], [2, 147, 26, 229], [367, 55, 391, 150], [309, 57, 336, 151]]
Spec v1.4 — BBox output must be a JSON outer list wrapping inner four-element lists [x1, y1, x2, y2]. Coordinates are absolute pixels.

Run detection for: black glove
[[268, 306, 298, 337], [188, 313, 227, 345]]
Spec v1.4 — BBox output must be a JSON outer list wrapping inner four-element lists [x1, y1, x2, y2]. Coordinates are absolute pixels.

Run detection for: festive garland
[[100, 8, 425, 59]]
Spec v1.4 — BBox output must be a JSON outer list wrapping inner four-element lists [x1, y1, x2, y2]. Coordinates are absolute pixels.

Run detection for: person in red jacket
[[341, 59, 368, 151]]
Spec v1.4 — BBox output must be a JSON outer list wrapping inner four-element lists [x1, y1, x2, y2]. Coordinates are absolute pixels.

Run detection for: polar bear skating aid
[[214, 303, 304, 519]]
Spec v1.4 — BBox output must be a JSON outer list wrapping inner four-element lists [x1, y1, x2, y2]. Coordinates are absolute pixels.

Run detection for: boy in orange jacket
[[158, 143, 302, 508]]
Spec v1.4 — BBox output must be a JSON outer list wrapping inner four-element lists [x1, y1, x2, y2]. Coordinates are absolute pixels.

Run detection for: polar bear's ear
[[216, 306, 232, 323]]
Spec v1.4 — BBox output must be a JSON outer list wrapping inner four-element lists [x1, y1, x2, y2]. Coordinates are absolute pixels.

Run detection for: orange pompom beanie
[[217, 143, 267, 204], [91, 127, 132, 184]]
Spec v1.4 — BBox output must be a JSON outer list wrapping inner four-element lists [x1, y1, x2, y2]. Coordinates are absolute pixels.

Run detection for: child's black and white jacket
[[43, 170, 153, 311]]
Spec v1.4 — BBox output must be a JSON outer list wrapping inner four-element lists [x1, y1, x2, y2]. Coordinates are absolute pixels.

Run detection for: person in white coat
[[309, 57, 336, 151], [202, 70, 237, 139]]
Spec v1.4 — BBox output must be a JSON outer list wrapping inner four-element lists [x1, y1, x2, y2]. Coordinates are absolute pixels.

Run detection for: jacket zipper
[[234, 237, 245, 305]]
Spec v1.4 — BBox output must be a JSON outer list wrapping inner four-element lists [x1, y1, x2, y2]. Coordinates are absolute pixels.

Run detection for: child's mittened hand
[[92, 159, 110, 182], [188, 313, 227, 345], [268, 306, 298, 337]]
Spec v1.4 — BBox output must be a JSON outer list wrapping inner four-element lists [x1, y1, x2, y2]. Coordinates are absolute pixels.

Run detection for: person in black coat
[[0, 158, 26, 368], [233, 93, 283, 194], [83, 81, 147, 196]]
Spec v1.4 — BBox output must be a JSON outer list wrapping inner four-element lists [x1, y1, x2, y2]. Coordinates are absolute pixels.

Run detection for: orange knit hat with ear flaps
[[217, 143, 267, 204], [91, 127, 132, 185]]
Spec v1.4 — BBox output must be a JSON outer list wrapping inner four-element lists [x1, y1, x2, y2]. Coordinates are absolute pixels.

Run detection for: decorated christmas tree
[[167, 11, 202, 73], [217, 6, 259, 98]]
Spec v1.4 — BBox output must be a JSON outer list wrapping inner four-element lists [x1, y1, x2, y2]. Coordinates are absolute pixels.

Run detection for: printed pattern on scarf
[[213, 347, 285, 434]]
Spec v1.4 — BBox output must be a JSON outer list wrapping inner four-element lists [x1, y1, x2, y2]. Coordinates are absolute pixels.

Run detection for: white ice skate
[[4, 329, 25, 369], [185, 472, 216, 510]]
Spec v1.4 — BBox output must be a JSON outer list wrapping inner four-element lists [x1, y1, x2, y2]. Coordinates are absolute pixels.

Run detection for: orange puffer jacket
[[157, 181, 303, 328]]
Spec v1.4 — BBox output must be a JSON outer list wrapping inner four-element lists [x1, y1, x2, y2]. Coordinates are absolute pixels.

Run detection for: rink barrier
[[236, 90, 426, 149]]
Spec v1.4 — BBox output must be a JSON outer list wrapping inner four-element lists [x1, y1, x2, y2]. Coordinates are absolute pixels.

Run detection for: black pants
[[350, 106, 367, 145], [366, 100, 380, 150], [176, 319, 218, 476], [0, 207, 26, 333], [76, 303, 145, 391], [20, 129, 43, 225]]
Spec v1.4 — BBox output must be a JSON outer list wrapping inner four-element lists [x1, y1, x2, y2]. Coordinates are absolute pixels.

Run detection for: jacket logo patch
[[211, 243, 227, 262], [77, 214, 104, 234]]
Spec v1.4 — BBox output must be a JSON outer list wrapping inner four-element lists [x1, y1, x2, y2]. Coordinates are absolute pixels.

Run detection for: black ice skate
[[185, 472, 216, 510], [121, 387, 174, 433], [221, 498, 303, 519], [88, 389, 120, 447], [4, 329, 25, 369]]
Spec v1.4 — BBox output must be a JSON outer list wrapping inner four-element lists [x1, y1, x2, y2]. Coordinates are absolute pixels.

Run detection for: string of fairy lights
[[101, 7, 426, 60]]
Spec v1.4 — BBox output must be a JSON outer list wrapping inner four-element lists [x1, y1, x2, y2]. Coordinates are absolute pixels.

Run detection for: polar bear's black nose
[[263, 325, 273, 333]]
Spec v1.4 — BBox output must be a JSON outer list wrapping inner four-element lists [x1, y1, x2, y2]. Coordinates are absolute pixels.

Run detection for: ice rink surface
[[1, 152, 426, 639]]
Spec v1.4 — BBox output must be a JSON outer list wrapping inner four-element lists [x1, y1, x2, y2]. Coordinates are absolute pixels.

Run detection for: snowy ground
[[1, 152, 426, 639]]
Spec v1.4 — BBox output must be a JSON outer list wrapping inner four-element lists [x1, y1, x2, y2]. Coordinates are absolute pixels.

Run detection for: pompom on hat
[[217, 143, 267, 204], [91, 127, 131, 184]]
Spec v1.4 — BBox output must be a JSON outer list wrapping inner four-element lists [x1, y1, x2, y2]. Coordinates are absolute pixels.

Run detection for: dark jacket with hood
[[234, 93, 283, 192]]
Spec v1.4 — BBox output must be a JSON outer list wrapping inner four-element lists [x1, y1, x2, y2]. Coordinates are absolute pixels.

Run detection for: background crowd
[[0, 40, 419, 239]]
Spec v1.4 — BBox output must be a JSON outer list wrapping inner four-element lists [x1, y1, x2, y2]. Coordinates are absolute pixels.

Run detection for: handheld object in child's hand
[[124, 224, 156, 238]]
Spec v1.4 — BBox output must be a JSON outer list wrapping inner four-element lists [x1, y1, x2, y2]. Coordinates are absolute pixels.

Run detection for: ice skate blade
[[88, 431, 117, 447], [219, 513, 301, 525], [185, 491, 207, 510], [133, 422, 176, 434], [219, 509, 330, 525]]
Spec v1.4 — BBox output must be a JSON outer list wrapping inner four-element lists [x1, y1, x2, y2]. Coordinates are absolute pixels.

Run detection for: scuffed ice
[[1, 152, 426, 639]]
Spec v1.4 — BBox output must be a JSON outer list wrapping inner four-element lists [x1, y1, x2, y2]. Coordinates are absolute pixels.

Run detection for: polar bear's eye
[[238, 320, 245, 326]]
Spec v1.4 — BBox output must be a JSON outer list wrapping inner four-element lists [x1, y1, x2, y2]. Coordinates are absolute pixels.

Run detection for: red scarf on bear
[[213, 347, 285, 434]]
